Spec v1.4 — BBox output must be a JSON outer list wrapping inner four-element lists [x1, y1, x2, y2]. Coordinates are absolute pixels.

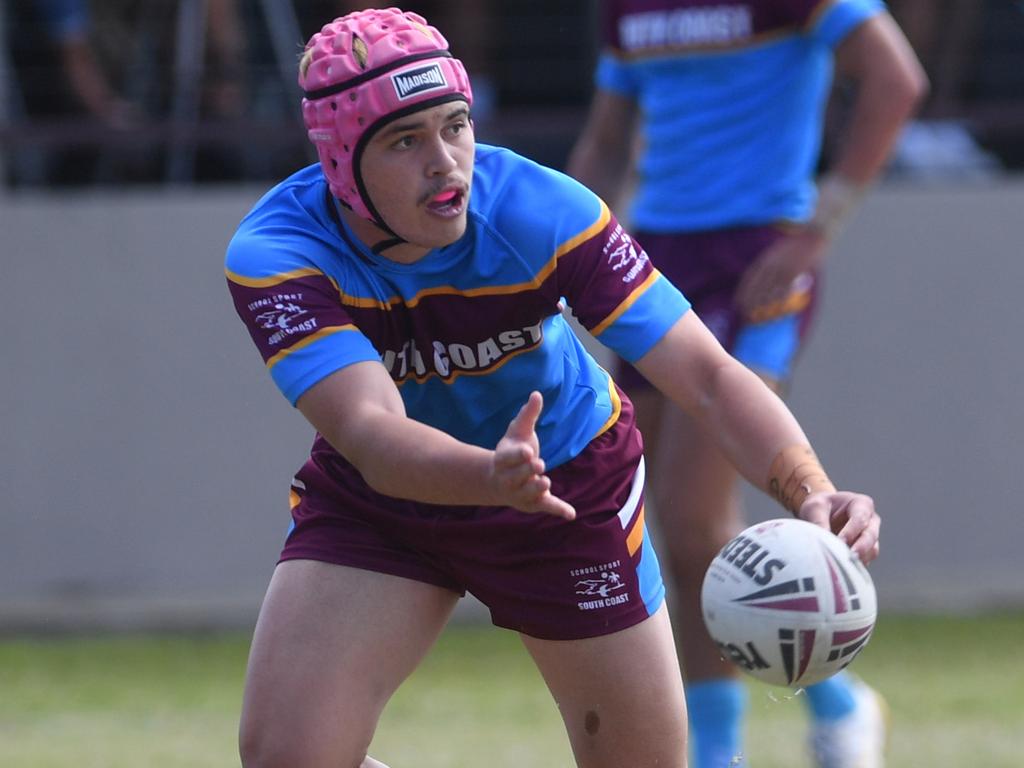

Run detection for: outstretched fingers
[[523, 476, 577, 521], [493, 441, 544, 477], [494, 392, 576, 520]]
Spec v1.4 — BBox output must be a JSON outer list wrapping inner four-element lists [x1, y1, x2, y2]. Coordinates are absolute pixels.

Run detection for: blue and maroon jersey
[[226, 144, 690, 470], [596, 0, 885, 232]]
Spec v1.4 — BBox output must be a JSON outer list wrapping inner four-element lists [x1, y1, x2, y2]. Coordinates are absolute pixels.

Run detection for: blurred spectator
[[203, 0, 246, 120], [3, 2, 600, 186], [189, 0, 250, 181], [890, 0, 978, 117], [89, 0, 251, 182], [5, 0, 139, 185], [886, 0, 1003, 177]]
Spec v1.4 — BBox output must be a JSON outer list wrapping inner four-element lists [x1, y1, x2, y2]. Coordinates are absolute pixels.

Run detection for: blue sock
[[686, 678, 747, 768], [803, 671, 857, 721]]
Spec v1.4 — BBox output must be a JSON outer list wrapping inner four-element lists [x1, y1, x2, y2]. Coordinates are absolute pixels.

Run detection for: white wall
[[1, 178, 1021, 630], [782, 179, 1024, 612]]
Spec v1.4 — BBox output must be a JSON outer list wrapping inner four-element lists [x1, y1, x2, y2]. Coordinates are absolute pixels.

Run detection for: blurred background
[[2, 0, 1023, 632]]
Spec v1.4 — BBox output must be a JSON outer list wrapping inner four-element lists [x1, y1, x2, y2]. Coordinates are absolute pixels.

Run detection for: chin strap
[[368, 210, 408, 253], [332, 193, 408, 255], [370, 237, 407, 254]]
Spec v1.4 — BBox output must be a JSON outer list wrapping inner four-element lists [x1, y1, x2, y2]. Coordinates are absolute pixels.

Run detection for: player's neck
[[341, 208, 430, 264]]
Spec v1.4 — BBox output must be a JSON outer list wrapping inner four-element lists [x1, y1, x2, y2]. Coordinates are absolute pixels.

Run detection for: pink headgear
[[299, 8, 473, 224]]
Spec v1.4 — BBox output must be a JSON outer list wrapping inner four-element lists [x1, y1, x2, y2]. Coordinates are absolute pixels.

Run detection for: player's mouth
[[425, 186, 466, 218]]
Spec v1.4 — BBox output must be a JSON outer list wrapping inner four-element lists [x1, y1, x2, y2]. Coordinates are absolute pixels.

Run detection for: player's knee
[[239, 718, 294, 768], [239, 718, 370, 768], [238, 726, 280, 768], [567, 711, 685, 768]]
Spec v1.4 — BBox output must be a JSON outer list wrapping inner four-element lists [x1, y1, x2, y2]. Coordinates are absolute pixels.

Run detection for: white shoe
[[810, 680, 888, 768]]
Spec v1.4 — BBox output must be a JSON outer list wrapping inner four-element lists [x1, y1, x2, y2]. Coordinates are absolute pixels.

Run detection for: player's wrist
[[767, 444, 837, 515], [806, 174, 866, 240]]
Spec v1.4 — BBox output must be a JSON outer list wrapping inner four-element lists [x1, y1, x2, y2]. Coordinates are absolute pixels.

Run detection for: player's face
[[359, 103, 474, 261]]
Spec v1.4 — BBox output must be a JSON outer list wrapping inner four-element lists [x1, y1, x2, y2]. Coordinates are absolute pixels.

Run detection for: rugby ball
[[701, 518, 877, 687]]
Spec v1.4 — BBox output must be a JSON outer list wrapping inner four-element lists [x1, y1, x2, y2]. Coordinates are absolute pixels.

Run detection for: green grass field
[[2, 612, 1022, 767]]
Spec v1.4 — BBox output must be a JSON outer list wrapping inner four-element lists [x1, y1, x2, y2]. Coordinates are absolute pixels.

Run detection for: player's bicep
[[833, 13, 919, 81], [296, 360, 406, 461]]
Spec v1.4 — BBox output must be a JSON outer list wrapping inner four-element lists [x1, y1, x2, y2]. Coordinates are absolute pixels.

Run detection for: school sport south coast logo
[[572, 560, 630, 611], [250, 293, 318, 345], [603, 223, 649, 284]]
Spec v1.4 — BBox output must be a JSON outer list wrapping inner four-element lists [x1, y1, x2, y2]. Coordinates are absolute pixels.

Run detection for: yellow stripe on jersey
[[265, 325, 359, 369], [228, 202, 612, 310], [746, 289, 812, 323], [626, 504, 646, 557], [589, 268, 663, 337], [342, 201, 613, 310], [806, 0, 836, 32], [592, 376, 623, 440], [225, 265, 333, 289], [554, 200, 613, 261]]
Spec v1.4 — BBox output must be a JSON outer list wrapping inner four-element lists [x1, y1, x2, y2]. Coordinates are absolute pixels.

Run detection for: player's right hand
[[492, 392, 577, 520], [798, 490, 880, 564], [736, 227, 828, 316]]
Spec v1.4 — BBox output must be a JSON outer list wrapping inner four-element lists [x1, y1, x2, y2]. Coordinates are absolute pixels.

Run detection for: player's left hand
[[797, 491, 880, 564], [736, 227, 828, 317], [492, 391, 577, 520]]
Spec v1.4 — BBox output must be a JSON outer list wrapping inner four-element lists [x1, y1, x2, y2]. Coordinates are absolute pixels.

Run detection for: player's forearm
[[692, 360, 819, 499], [298, 364, 508, 507], [636, 316, 825, 505], [809, 29, 927, 239], [338, 410, 502, 506], [830, 79, 924, 186]]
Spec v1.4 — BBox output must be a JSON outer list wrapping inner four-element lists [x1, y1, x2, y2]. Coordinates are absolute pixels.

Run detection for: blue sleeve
[[593, 273, 690, 363], [810, 0, 886, 48], [595, 52, 639, 97], [550, 202, 691, 363], [225, 227, 383, 407]]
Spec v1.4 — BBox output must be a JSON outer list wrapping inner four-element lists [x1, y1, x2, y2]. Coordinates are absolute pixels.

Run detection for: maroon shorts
[[617, 225, 820, 392], [280, 397, 665, 640]]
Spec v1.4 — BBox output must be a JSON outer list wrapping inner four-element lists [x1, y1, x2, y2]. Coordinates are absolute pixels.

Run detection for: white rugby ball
[[701, 518, 877, 687]]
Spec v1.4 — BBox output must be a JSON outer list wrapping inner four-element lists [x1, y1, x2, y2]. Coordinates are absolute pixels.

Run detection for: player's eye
[[447, 120, 467, 135], [391, 134, 417, 150]]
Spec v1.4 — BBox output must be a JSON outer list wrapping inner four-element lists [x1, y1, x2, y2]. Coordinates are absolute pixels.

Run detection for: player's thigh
[[521, 603, 687, 768], [240, 559, 459, 767], [652, 402, 741, 527]]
